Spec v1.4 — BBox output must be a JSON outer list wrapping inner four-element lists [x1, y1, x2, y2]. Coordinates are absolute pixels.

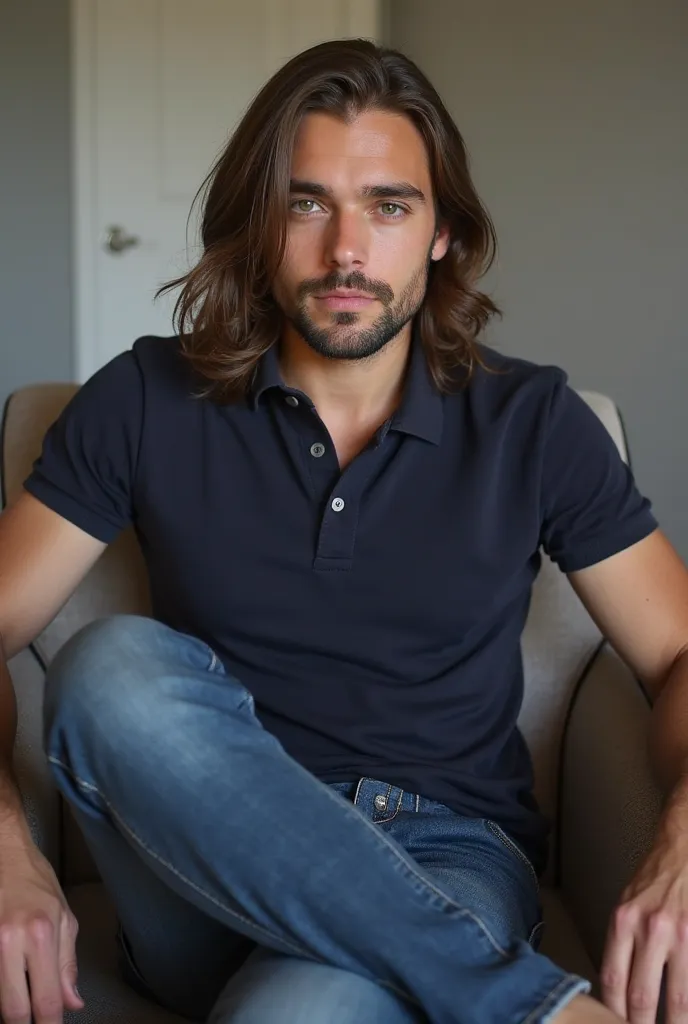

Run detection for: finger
[[626, 914, 671, 1024], [665, 946, 688, 1024], [23, 916, 64, 1024], [0, 929, 31, 1024], [600, 904, 637, 1018], [59, 909, 84, 1011]]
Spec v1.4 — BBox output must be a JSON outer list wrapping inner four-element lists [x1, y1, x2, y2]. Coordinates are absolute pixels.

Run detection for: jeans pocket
[[484, 820, 540, 892]]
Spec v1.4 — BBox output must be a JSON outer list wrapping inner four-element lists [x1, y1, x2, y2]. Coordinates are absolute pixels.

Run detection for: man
[[0, 37, 687, 1024]]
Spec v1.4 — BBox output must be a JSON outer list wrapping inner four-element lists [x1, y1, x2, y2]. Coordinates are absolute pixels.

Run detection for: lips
[[319, 291, 373, 299], [316, 293, 376, 311]]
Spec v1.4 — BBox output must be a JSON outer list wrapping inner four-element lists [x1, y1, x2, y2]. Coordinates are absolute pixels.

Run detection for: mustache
[[297, 271, 394, 305]]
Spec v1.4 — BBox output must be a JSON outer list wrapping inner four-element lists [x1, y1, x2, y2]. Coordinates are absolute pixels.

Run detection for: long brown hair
[[157, 38, 501, 400]]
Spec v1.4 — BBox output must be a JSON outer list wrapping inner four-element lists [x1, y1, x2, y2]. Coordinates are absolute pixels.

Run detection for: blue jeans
[[43, 615, 591, 1023]]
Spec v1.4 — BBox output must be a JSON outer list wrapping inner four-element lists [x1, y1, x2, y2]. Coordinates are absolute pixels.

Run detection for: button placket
[[312, 432, 392, 571]]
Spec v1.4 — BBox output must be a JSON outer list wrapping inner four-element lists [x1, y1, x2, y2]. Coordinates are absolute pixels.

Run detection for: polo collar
[[389, 330, 443, 445], [252, 329, 444, 446]]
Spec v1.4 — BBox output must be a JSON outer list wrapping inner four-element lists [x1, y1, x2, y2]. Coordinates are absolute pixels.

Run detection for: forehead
[[291, 109, 431, 191]]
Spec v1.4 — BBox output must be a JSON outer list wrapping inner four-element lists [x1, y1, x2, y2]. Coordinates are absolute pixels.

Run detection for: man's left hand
[[601, 832, 688, 1023]]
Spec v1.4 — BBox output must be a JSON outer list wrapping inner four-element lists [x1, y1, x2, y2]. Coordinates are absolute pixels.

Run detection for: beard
[[287, 250, 432, 362]]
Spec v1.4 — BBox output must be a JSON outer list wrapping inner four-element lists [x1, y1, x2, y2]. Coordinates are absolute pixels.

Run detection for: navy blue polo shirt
[[25, 334, 658, 874]]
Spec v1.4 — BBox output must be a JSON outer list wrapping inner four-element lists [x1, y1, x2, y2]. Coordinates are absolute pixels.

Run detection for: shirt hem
[[553, 517, 659, 573], [23, 476, 124, 543]]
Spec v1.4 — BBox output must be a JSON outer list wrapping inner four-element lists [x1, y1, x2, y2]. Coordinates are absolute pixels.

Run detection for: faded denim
[[44, 615, 591, 1023]]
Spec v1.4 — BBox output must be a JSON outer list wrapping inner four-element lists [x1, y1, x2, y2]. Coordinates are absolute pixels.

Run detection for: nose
[[323, 208, 369, 271]]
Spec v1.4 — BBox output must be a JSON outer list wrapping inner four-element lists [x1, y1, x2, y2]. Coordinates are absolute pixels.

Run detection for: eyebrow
[[289, 179, 427, 205]]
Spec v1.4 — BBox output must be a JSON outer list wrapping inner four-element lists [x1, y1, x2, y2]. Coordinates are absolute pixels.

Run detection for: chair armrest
[[9, 646, 60, 870], [559, 643, 663, 968]]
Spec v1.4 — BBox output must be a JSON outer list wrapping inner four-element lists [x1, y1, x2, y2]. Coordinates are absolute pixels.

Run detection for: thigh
[[72, 806, 256, 1022], [207, 946, 426, 1024], [384, 800, 543, 952], [206, 789, 541, 1024]]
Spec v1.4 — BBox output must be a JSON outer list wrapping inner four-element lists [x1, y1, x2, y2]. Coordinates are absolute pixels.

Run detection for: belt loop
[[415, 793, 420, 813], [353, 778, 365, 806]]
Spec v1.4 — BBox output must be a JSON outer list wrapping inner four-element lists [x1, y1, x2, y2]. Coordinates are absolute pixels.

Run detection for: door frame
[[70, 0, 99, 383], [70, 0, 390, 383]]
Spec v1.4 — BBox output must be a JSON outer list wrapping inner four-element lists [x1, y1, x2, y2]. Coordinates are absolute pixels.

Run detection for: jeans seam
[[522, 975, 590, 1023], [116, 920, 156, 994], [375, 787, 403, 824], [48, 757, 308, 958], [528, 919, 545, 950], [49, 757, 423, 1007], [485, 820, 540, 892], [319, 781, 512, 960], [352, 777, 369, 806]]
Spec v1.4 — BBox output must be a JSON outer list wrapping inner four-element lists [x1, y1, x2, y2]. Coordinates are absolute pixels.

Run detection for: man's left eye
[[379, 203, 405, 217]]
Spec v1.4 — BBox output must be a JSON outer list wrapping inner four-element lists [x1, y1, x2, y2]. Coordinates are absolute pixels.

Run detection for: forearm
[[648, 648, 688, 839], [0, 637, 33, 849]]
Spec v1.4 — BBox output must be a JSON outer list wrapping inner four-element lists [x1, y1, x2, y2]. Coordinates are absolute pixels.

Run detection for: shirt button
[[374, 795, 387, 811], [285, 395, 299, 407], [310, 442, 325, 458], [331, 497, 345, 512]]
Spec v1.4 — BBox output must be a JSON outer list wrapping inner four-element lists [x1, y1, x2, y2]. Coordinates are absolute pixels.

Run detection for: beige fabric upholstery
[[9, 645, 60, 869], [560, 644, 663, 966], [518, 390, 624, 883], [3, 380, 654, 1018], [539, 888, 598, 998]]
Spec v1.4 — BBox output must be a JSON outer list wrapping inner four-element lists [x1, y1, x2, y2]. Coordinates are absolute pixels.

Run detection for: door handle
[[104, 225, 140, 254]]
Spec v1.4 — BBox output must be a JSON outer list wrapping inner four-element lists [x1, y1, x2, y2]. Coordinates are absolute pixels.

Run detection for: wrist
[[0, 791, 35, 857], [658, 774, 688, 847]]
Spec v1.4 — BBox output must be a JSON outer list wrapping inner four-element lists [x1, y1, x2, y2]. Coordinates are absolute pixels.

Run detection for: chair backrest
[[2, 383, 625, 883]]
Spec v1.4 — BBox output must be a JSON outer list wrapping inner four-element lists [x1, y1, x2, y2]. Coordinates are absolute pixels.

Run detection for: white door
[[72, 0, 383, 380]]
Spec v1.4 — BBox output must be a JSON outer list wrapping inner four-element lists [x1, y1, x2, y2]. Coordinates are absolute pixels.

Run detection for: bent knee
[[209, 952, 422, 1024], [43, 615, 204, 741], [47, 614, 165, 680]]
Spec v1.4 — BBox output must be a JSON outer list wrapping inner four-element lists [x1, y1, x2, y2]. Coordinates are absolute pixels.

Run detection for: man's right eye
[[290, 199, 322, 215]]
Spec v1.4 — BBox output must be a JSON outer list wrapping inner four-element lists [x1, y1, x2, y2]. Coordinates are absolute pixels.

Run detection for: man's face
[[272, 109, 450, 361]]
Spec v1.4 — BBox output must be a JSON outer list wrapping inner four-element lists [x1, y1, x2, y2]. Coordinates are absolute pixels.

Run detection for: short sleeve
[[23, 351, 143, 543], [539, 371, 658, 572]]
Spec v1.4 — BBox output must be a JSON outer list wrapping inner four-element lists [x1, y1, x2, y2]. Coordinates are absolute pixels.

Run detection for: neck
[[278, 322, 413, 431]]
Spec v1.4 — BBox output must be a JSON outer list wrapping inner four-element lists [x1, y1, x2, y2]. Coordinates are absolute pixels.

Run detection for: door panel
[[76, 0, 382, 377]]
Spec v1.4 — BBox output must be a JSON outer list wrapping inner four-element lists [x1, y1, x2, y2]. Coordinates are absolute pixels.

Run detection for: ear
[[430, 221, 450, 262]]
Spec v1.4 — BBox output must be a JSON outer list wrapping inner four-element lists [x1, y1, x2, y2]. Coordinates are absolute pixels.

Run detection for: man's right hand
[[0, 490, 108, 1021], [0, 839, 84, 1023]]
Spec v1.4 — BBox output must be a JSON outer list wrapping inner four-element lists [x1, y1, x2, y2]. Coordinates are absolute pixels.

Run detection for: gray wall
[[0, 0, 73, 420], [391, 0, 688, 559]]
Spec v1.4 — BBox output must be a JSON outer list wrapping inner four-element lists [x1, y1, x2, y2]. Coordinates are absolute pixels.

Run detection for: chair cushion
[[65, 883, 185, 1023], [539, 887, 599, 998], [518, 389, 629, 882], [65, 882, 598, 1022]]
